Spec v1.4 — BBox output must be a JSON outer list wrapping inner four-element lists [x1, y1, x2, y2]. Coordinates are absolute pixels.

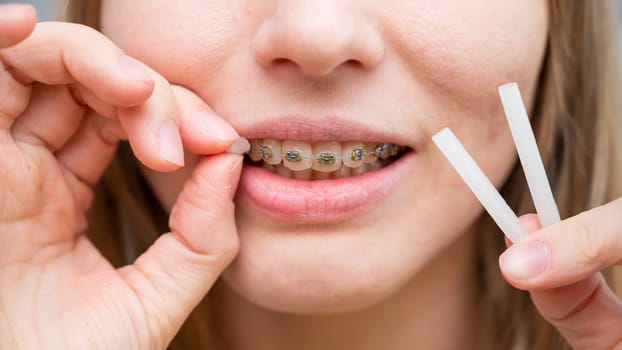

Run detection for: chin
[[222, 260, 403, 315], [219, 155, 480, 315], [219, 218, 432, 315]]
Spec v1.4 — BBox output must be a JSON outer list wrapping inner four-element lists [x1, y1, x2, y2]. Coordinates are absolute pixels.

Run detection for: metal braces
[[252, 144, 400, 163]]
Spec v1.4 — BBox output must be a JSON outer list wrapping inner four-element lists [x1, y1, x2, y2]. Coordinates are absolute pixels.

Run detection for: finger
[[118, 74, 185, 171], [504, 214, 541, 248], [11, 83, 84, 151], [56, 111, 124, 185], [499, 199, 622, 349], [172, 85, 239, 154], [500, 198, 622, 289], [0, 57, 31, 131], [518, 213, 541, 233], [71, 85, 117, 120], [69, 76, 186, 172], [0, 4, 36, 48], [119, 154, 243, 344], [0, 22, 154, 108], [530, 273, 622, 349]]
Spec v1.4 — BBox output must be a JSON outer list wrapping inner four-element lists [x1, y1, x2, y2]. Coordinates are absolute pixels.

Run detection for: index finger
[[1, 22, 154, 108], [0, 4, 36, 48]]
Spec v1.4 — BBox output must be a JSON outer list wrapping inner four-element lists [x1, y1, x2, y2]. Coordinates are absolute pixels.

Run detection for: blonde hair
[[62, 1, 622, 349]]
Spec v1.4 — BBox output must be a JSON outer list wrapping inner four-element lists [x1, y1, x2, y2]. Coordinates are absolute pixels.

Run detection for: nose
[[253, 1, 384, 76]]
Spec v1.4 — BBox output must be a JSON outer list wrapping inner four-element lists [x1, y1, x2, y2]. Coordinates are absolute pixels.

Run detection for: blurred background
[[0, 0, 55, 21]]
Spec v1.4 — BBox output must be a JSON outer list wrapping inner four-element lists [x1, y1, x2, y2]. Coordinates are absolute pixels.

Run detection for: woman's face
[[101, 1, 547, 313]]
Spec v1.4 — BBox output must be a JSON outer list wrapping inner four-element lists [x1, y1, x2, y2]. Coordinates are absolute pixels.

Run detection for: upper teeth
[[247, 139, 404, 172]]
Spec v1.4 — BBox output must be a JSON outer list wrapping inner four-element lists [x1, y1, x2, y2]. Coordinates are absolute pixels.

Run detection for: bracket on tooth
[[351, 148, 365, 161], [317, 152, 337, 165], [260, 145, 273, 160], [372, 145, 386, 158], [285, 150, 303, 162]]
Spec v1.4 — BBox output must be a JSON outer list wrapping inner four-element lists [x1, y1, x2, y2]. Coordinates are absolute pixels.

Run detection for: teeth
[[312, 170, 331, 180], [261, 139, 282, 165], [312, 142, 342, 172], [379, 143, 391, 160], [389, 144, 400, 157], [276, 163, 294, 179], [366, 162, 383, 171], [249, 139, 263, 162], [262, 162, 276, 172], [352, 165, 368, 176], [248, 139, 407, 179], [282, 141, 313, 171], [342, 142, 365, 168], [332, 164, 352, 179], [364, 143, 380, 164], [294, 169, 312, 180]]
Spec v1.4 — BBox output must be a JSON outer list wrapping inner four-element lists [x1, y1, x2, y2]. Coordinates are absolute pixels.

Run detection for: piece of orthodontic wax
[[433, 128, 528, 243], [227, 137, 251, 155], [499, 82, 560, 227]]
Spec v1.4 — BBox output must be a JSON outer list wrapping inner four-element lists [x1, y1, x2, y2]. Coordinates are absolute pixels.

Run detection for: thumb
[[122, 153, 243, 345], [500, 201, 622, 349], [0, 4, 36, 48]]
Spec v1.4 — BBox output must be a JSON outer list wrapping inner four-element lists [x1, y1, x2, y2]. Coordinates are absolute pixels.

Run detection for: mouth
[[235, 117, 417, 222]]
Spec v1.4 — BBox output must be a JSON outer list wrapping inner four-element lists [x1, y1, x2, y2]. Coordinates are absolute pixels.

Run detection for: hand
[[499, 197, 622, 349], [0, 4, 242, 349]]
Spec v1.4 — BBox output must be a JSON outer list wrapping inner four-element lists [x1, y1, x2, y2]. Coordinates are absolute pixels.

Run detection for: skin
[[0, 1, 621, 350], [103, 0, 542, 348], [102, 0, 543, 314]]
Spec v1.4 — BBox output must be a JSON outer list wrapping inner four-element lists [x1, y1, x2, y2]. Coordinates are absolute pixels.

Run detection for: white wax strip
[[499, 82, 561, 227], [433, 128, 528, 243]]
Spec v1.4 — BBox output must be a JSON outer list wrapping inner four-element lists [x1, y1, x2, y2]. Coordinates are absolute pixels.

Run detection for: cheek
[[100, 1, 250, 82], [378, 0, 545, 186], [380, 0, 548, 108]]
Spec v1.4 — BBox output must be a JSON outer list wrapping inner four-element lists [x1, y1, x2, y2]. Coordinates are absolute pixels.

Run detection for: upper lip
[[234, 116, 418, 148]]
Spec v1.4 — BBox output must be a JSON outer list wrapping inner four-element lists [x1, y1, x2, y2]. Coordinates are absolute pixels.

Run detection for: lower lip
[[236, 152, 416, 222]]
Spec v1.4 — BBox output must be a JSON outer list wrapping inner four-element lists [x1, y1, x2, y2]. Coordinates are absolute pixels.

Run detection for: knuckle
[[169, 191, 234, 235], [62, 22, 107, 44], [217, 233, 240, 261], [186, 171, 231, 209], [168, 202, 239, 268], [574, 212, 607, 266], [210, 242, 240, 271], [94, 117, 126, 145], [168, 180, 236, 233], [59, 23, 122, 68]]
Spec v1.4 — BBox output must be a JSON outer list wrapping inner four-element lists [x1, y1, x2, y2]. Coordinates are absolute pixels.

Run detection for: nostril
[[266, 58, 303, 75], [344, 59, 364, 69], [273, 57, 294, 67], [268, 57, 364, 75]]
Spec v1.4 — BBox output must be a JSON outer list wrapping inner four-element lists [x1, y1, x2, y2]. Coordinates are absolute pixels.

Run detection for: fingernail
[[226, 137, 250, 154], [499, 241, 549, 280], [159, 119, 185, 166], [118, 54, 152, 83], [0, 4, 35, 18]]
